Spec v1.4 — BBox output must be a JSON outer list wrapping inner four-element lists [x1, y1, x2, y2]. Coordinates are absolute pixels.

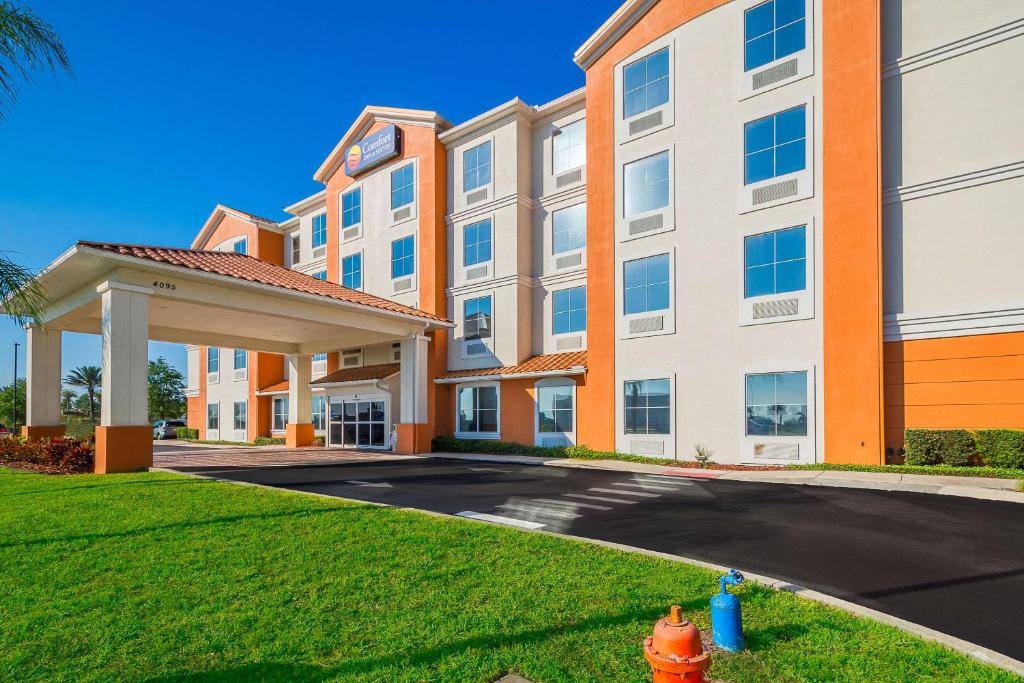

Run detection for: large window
[[233, 348, 246, 370], [624, 379, 670, 435], [623, 253, 670, 315], [272, 397, 289, 432], [290, 234, 300, 265], [207, 347, 219, 374], [744, 105, 806, 185], [233, 401, 246, 432], [744, 225, 806, 298], [553, 119, 586, 173], [745, 371, 808, 436], [463, 141, 492, 192], [342, 253, 362, 289], [623, 47, 670, 119], [391, 164, 414, 210], [312, 212, 327, 248], [207, 403, 219, 431], [537, 384, 574, 434], [457, 385, 498, 434], [464, 296, 492, 341], [463, 218, 492, 266], [312, 395, 326, 431], [624, 151, 670, 217], [233, 238, 247, 254], [391, 235, 415, 278], [342, 187, 362, 228], [553, 286, 587, 335], [744, 0, 806, 71], [553, 204, 586, 255]]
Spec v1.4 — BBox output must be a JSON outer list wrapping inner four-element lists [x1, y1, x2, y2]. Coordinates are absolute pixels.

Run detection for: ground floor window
[[273, 397, 289, 432], [233, 401, 246, 431], [745, 371, 807, 436], [624, 379, 670, 434], [312, 395, 326, 431], [537, 383, 574, 434], [457, 384, 498, 435], [207, 402, 219, 431]]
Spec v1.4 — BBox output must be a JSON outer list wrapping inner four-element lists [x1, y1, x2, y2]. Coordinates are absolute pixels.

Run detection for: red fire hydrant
[[643, 605, 712, 682]]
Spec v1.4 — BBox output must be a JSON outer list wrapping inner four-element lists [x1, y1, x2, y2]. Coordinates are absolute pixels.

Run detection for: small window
[[744, 225, 806, 298], [538, 384, 574, 434], [624, 379, 670, 435], [745, 371, 807, 436], [272, 397, 289, 432], [391, 235, 415, 279], [464, 296, 492, 341], [553, 286, 587, 335], [207, 403, 219, 430], [553, 119, 586, 174], [312, 395, 326, 431], [457, 385, 498, 434], [233, 348, 247, 370], [623, 253, 670, 315], [623, 47, 670, 119], [463, 140, 492, 192], [233, 238, 247, 254], [233, 401, 247, 431], [313, 270, 327, 281], [290, 234, 300, 266], [342, 187, 362, 228], [744, 105, 806, 185], [207, 348, 219, 374], [342, 253, 362, 289], [463, 218, 492, 267], [553, 204, 586, 255], [391, 163, 415, 210], [624, 151, 670, 217], [312, 213, 327, 248], [392, 342, 401, 361], [745, 0, 806, 72]]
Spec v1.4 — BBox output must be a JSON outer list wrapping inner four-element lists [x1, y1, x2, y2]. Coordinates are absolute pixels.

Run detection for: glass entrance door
[[328, 397, 387, 448]]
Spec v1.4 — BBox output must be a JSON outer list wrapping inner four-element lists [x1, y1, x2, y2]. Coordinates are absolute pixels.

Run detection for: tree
[[0, 377, 25, 428], [60, 388, 76, 414], [148, 357, 185, 420], [64, 365, 100, 423], [0, 251, 46, 325], [0, 1, 72, 120], [71, 392, 95, 416]]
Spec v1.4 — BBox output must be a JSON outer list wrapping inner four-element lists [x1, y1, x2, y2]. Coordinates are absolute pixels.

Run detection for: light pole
[[12, 341, 19, 429]]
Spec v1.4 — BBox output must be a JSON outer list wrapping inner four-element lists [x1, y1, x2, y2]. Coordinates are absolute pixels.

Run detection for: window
[[312, 213, 327, 248], [744, 226, 806, 297], [457, 385, 498, 434], [207, 348, 219, 374], [342, 187, 362, 228], [553, 119, 586, 173], [624, 151, 669, 217], [464, 296, 492, 341], [623, 47, 670, 119], [624, 379, 670, 434], [290, 234, 300, 266], [553, 204, 586, 255], [313, 270, 327, 281], [392, 342, 401, 361], [233, 238, 247, 254], [391, 235, 415, 278], [233, 401, 247, 431], [553, 286, 587, 335], [538, 384, 574, 434], [273, 397, 289, 432], [233, 348, 247, 370], [745, 0, 806, 71], [312, 395, 326, 431], [463, 140, 491, 192], [745, 371, 808, 436], [463, 219, 492, 266], [391, 163, 414, 209], [342, 253, 362, 289], [207, 403, 219, 431], [623, 253, 670, 315], [313, 353, 327, 364], [744, 105, 806, 185]]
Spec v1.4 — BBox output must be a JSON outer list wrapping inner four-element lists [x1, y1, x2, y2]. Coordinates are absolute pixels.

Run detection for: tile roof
[[312, 363, 401, 385], [257, 380, 290, 394], [436, 351, 587, 380], [79, 241, 449, 324]]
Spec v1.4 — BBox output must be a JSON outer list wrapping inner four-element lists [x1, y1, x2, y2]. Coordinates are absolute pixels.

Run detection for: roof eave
[[434, 366, 586, 384], [573, 0, 659, 70]]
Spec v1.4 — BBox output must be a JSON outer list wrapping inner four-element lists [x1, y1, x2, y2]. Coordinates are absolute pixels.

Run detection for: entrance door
[[328, 397, 387, 448]]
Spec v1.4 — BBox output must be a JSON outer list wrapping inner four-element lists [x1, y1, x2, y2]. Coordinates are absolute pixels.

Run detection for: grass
[[0, 468, 1016, 682]]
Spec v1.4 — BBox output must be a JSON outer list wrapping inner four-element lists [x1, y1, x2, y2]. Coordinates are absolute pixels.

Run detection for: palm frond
[[0, 251, 46, 325], [0, 1, 72, 119]]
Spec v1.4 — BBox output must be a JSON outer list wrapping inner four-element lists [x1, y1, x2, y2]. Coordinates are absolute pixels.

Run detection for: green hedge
[[904, 429, 975, 466], [176, 427, 199, 441], [974, 429, 1024, 469], [254, 436, 286, 446]]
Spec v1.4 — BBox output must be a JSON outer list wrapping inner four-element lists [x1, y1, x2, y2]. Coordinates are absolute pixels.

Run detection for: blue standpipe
[[711, 569, 745, 652]]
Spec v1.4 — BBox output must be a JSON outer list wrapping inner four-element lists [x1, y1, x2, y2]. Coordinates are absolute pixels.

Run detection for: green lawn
[[0, 468, 1014, 683]]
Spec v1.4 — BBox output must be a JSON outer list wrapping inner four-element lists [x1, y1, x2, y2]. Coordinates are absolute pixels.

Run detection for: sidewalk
[[431, 452, 1024, 504]]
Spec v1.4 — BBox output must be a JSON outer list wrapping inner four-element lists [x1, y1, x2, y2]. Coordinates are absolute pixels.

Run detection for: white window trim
[[617, 371, 676, 458], [616, 37, 676, 143], [455, 381, 501, 440], [617, 246, 677, 340], [551, 201, 588, 273], [738, 0, 815, 101], [311, 211, 329, 256], [232, 400, 248, 436], [617, 145, 676, 242], [550, 284, 588, 339], [460, 214, 496, 283], [534, 377, 577, 447], [738, 361, 817, 465], [339, 182, 364, 242], [206, 402, 220, 440], [551, 117, 587, 177], [341, 347, 364, 369], [288, 231, 302, 268], [271, 396, 289, 434], [460, 291, 495, 360], [340, 248, 365, 291], [460, 135, 496, 206], [206, 349, 220, 385], [387, 157, 419, 226], [390, 231, 418, 293], [738, 95, 815, 214], [738, 217, 816, 326]]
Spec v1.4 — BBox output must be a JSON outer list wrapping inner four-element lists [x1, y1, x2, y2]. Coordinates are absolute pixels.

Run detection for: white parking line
[[534, 498, 611, 511], [457, 512, 545, 529], [635, 475, 694, 485], [589, 487, 661, 498], [612, 482, 677, 491], [497, 502, 581, 519], [564, 493, 638, 504]]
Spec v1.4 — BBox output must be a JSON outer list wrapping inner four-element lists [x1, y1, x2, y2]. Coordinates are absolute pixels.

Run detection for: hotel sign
[[344, 124, 401, 176]]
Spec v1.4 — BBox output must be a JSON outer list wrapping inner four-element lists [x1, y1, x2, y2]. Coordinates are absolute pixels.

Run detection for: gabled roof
[[312, 363, 401, 385], [78, 241, 451, 325], [435, 351, 587, 382], [191, 204, 282, 249]]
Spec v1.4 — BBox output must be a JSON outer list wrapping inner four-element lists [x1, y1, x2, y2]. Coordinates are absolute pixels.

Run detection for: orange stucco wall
[[884, 332, 1024, 449]]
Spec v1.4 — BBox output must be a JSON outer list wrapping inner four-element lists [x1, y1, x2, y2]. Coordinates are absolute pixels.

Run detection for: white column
[[98, 282, 150, 426], [399, 334, 429, 424], [25, 325, 62, 426], [287, 354, 312, 423]]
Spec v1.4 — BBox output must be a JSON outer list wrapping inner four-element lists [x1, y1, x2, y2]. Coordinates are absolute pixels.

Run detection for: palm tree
[[0, 251, 46, 325], [0, 1, 72, 120], [60, 388, 76, 414], [64, 366, 100, 423]]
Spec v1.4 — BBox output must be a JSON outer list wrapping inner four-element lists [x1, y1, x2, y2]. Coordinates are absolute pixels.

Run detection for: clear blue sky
[[0, 0, 620, 387]]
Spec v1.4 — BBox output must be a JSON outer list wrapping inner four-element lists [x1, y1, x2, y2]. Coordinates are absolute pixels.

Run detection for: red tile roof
[[79, 241, 449, 324], [257, 380, 290, 394], [312, 363, 401, 385], [436, 351, 587, 380]]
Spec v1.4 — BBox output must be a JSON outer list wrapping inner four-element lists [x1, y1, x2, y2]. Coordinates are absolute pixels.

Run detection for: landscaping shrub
[[312, 437, 325, 447], [904, 429, 975, 467], [431, 436, 565, 457], [176, 427, 199, 440], [973, 429, 1024, 469], [0, 436, 94, 473], [254, 436, 286, 446]]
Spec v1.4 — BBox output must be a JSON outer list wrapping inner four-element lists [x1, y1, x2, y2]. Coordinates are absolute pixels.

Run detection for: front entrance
[[328, 396, 388, 448]]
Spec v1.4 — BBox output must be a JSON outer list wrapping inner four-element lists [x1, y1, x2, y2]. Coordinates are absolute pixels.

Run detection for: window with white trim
[[623, 47, 670, 119], [624, 379, 670, 435], [463, 141, 491, 192], [233, 348, 247, 371], [463, 218, 492, 267], [207, 402, 219, 431], [744, 225, 806, 298], [207, 348, 219, 374], [312, 395, 326, 431], [313, 270, 327, 281], [553, 204, 586, 255], [342, 187, 361, 228], [552, 286, 586, 335], [744, 105, 806, 185], [553, 119, 586, 174], [272, 397, 289, 432], [537, 383, 574, 434], [312, 213, 327, 249], [290, 234, 300, 266], [391, 164, 414, 209], [391, 235, 415, 279], [233, 401, 246, 432], [457, 384, 498, 435], [745, 371, 808, 436], [624, 151, 669, 218], [342, 252, 362, 289], [623, 253, 670, 315], [464, 296, 492, 341], [744, 0, 806, 71], [233, 238, 247, 254]]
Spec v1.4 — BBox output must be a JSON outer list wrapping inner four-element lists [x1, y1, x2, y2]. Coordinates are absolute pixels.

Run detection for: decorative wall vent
[[555, 168, 583, 188], [753, 442, 800, 460], [555, 336, 582, 350], [233, 368, 246, 382], [630, 440, 665, 456], [752, 178, 798, 205], [629, 315, 664, 334], [392, 206, 412, 222], [466, 188, 488, 204], [313, 246, 326, 259], [628, 214, 664, 235], [466, 265, 488, 280], [628, 110, 663, 136], [555, 252, 582, 269], [393, 277, 413, 292], [752, 58, 798, 90], [752, 297, 800, 319], [342, 227, 360, 241]]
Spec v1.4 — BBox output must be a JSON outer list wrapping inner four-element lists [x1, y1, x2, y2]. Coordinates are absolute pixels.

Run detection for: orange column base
[[395, 423, 433, 455], [21, 425, 66, 440], [285, 423, 315, 448], [94, 425, 153, 474]]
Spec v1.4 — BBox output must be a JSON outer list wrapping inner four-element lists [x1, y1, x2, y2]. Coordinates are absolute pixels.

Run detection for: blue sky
[[0, 0, 620, 387]]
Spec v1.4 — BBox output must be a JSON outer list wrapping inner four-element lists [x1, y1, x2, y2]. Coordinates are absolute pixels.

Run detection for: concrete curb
[[153, 465, 1024, 677]]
